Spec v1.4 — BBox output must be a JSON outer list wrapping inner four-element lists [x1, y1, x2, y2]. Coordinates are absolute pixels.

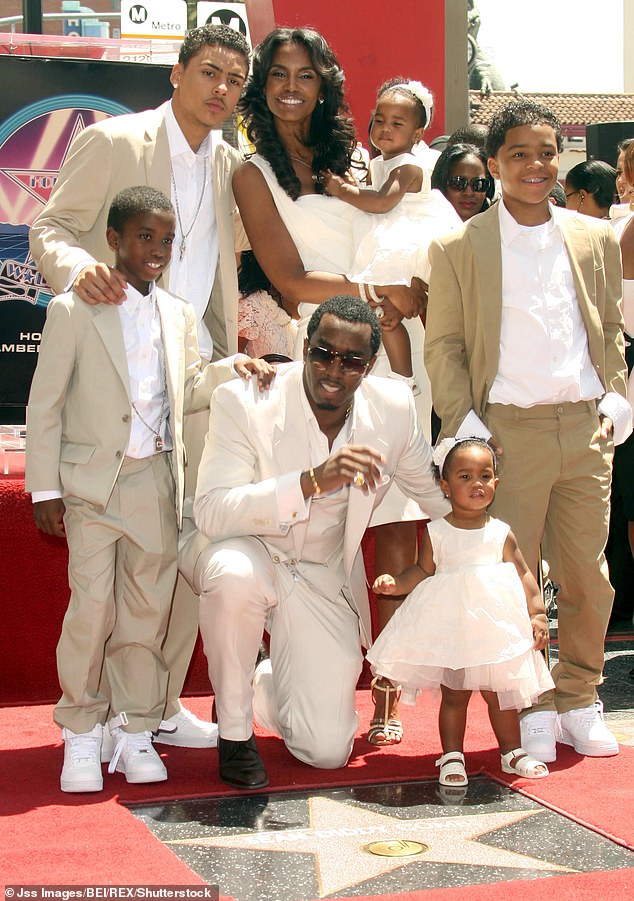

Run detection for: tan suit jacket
[[192, 363, 449, 646], [425, 203, 626, 436], [29, 102, 242, 359], [25, 287, 235, 527]]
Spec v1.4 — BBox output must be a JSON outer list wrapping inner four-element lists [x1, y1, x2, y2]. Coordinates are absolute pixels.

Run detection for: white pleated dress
[[366, 517, 555, 711]]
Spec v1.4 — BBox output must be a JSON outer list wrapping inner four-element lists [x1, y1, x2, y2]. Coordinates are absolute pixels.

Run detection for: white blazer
[[193, 363, 449, 644]]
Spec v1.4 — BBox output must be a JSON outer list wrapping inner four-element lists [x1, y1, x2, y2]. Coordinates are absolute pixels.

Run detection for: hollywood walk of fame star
[[166, 795, 575, 897]]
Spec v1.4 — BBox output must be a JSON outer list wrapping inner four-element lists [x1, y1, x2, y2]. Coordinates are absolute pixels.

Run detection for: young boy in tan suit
[[26, 186, 272, 792]]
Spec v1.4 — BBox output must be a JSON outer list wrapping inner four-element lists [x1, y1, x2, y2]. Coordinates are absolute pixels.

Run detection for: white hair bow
[[400, 80, 434, 129]]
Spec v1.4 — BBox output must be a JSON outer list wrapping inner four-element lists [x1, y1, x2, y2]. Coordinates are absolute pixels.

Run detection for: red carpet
[[2, 692, 633, 898]]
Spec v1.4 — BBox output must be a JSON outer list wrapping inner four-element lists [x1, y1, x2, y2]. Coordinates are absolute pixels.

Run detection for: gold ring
[[353, 470, 365, 487]]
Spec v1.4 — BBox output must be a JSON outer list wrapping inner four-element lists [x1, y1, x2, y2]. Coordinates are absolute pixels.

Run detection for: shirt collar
[[165, 100, 211, 162], [120, 281, 156, 318], [498, 197, 557, 246]]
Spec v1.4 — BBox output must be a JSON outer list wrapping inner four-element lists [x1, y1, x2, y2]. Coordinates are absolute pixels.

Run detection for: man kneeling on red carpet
[[179, 296, 449, 789]]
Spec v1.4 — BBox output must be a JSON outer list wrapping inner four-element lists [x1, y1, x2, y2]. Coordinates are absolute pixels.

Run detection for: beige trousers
[[193, 535, 363, 768], [56, 454, 178, 733], [486, 400, 614, 714]]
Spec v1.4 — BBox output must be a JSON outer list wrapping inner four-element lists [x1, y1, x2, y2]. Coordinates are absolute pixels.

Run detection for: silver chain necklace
[[170, 163, 207, 261]]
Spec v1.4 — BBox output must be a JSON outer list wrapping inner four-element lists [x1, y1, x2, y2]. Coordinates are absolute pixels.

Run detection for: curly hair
[[486, 100, 563, 159], [238, 27, 356, 200], [431, 142, 495, 209]]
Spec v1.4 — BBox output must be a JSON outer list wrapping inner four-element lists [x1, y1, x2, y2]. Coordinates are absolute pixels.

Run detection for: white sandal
[[436, 751, 468, 786], [501, 747, 549, 779]]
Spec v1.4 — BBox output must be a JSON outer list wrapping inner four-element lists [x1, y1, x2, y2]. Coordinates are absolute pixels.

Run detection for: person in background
[[447, 123, 488, 149], [548, 182, 567, 208], [565, 160, 617, 219], [616, 138, 634, 204], [431, 143, 495, 223], [237, 250, 297, 359], [29, 24, 251, 751], [606, 141, 634, 628]]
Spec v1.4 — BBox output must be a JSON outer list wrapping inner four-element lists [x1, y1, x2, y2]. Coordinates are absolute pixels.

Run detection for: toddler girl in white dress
[[366, 437, 554, 788], [322, 78, 459, 393]]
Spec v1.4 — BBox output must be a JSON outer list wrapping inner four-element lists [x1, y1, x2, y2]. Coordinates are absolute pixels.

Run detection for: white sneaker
[[520, 711, 557, 763], [556, 700, 619, 757], [101, 724, 114, 763], [60, 724, 104, 793], [153, 707, 218, 749], [107, 717, 167, 783]]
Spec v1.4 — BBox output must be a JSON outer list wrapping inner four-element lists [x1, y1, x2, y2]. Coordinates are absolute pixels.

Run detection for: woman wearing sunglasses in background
[[432, 143, 495, 223]]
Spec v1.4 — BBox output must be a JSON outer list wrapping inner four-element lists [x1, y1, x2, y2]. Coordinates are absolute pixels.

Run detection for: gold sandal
[[367, 677, 403, 746]]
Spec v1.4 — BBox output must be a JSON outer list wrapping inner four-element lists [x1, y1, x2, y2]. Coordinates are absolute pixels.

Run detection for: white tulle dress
[[348, 152, 461, 286], [366, 517, 555, 711]]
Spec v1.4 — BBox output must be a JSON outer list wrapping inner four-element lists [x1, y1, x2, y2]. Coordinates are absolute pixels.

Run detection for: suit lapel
[[273, 370, 312, 556], [469, 207, 503, 388], [561, 215, 602, 334], [156, 290, 182, 414], [91, 306, 130, 398]]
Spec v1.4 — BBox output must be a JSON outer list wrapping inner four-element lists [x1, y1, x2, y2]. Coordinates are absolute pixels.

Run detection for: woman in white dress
[[232, 27, 436, 744]]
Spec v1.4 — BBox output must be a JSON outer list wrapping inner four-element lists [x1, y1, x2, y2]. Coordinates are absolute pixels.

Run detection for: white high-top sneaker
[[107, 714, 167, 784], [60, 723, 104, 793]]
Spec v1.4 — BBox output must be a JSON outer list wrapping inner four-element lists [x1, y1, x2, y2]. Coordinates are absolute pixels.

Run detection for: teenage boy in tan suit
[[425, 100, 631, 764]]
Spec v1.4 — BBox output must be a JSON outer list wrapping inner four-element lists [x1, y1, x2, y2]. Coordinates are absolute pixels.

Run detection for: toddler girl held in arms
[[322, 78, 459, 392], [366, 438, 554, 788]]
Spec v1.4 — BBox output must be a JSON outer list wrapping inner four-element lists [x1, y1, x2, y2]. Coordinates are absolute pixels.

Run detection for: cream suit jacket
[[29, 102, 243, 359], [25, 287, 235, 527], [425, 203, 627, 437], [192, 363, 449, 646]]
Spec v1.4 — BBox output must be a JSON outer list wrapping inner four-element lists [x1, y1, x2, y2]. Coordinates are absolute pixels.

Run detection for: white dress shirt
[[164, 101, 218, 361], [274, 379, 354, 573], [32, 282, 170, 503], [118, 282, 172, 459], [457, 201, 631, 445]]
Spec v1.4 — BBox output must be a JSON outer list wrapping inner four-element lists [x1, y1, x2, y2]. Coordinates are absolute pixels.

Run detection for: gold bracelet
[[309, 467, 321, 495]]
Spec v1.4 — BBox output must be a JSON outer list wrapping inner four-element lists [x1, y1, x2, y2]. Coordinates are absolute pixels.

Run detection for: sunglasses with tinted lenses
[[447, 175, 491, 193], [307, 345, 370, 375]]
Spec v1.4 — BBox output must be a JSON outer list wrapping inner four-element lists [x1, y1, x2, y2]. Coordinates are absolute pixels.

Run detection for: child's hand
[[235, 356, 277, 390], [33, 498, 66, 538], [373, 574, 397, 595], [321, 169, 346, 197], [530, 613, 549, 651]]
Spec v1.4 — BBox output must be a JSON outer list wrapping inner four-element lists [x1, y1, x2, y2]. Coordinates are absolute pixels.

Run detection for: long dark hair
[[238, 27, 356, 200]]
